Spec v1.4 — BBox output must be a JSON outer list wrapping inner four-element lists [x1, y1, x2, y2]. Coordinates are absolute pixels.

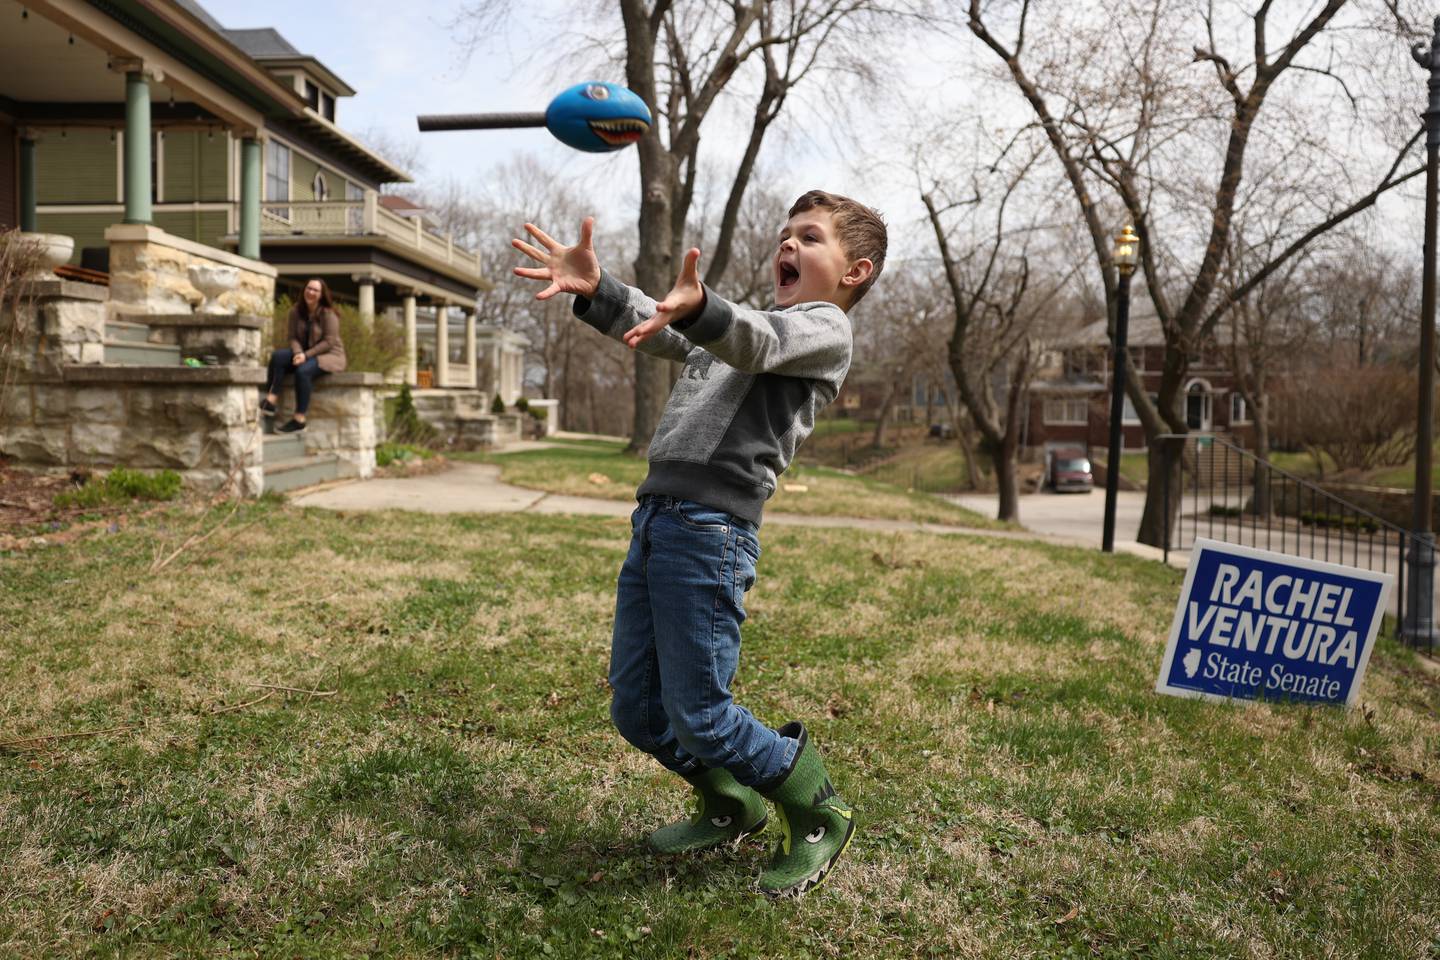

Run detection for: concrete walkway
[[292, 460, 1168, 559]]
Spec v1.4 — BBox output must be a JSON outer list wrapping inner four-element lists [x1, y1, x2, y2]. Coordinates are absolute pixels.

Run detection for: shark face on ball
[[545, 82, 652, 153]]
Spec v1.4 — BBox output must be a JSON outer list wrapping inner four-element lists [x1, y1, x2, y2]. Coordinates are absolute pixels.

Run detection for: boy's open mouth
[[778, 262, 800, 288]]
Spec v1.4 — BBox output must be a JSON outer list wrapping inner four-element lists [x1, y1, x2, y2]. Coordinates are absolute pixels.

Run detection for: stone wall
[[105, 224, 275, 318], [272, 373, 383, 479], [3, 279, 107, 378], [1270, 480, 1440, 532], [405, 388, 522, 449], [1, 281, 265, 496], [144, 314, 265, 366]]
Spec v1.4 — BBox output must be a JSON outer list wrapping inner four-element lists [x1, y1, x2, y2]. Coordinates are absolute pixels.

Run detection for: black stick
[[417, 113, 548, 132]]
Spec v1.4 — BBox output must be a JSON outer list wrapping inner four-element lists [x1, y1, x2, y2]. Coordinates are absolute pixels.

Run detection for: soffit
[[0, 2, 123, 102]]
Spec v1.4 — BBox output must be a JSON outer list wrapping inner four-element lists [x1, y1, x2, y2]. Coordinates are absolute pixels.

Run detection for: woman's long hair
[[298, 278, 336, 319]]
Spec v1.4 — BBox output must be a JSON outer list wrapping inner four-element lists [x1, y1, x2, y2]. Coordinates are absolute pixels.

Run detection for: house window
[[321, 92, 336, 123], [265, 140, 291, 210], [1044, 398, 1089, 425], [1122, 395, 1140, 424], [313, 171, 329, 201], [1231, 393, 1250, 424], [303, 79, 320, 112]]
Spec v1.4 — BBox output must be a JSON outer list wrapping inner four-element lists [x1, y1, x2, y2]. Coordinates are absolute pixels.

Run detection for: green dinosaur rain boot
[[758, 722, 855, 897], [647, 766, 769, 855]]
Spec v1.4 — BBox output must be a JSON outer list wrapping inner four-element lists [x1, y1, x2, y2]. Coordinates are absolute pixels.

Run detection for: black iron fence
[[1158, 433, 1432, 649]]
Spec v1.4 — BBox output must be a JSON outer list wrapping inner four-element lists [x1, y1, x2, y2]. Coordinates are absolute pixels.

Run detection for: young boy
[[512, 190, 886, 897]]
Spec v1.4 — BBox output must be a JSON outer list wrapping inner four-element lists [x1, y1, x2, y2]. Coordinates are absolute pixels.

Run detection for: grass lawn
[[453, 440, 1006, 528], [3, 501, 1440, 957], [858, 443, 973, 495]]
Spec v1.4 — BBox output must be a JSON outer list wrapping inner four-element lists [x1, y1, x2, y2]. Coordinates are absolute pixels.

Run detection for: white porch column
[[354, 274, 378, 324], [434, 301, 450, 388], [402, 293, 417, 385], [464, 309, 477, 388]]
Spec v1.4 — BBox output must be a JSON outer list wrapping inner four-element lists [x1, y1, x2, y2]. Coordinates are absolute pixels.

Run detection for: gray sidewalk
[[291, 461, 1167, 557]]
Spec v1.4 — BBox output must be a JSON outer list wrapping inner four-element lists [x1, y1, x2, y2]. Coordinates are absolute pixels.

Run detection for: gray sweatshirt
[[574, 270, 853, 524]]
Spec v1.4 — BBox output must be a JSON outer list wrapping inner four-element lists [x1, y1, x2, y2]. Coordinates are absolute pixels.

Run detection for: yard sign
[[1156, 538, 1393, 707]]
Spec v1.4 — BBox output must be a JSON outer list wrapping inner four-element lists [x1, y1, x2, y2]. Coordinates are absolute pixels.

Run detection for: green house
[[2, 0, 487, 388]]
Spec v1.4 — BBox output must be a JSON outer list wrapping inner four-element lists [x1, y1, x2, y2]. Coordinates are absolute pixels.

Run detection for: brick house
[[1025, 307, 1259, 456]]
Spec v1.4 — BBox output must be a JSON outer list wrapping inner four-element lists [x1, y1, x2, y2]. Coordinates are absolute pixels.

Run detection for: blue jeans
[[265, 348, 326, 415], [609, 495, 797, 788]]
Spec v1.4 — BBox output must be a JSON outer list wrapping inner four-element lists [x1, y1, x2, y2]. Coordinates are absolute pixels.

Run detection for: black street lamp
[[1103, 225, 1140, 553], [1407, 19, 1439, 647]]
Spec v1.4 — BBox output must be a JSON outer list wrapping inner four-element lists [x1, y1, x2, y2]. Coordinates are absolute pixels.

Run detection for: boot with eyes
[[647, 766, 768, 855], [757, 722, 855, 898]]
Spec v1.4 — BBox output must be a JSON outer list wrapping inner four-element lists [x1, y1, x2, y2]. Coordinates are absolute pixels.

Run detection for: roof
[[224, 28, 302, 58], [1056, 309, 1167, 349], [172, 0, 226, 32], [166, 1, 400, 182], [223, 28, 357, 97], [379, 195, 424, 214]]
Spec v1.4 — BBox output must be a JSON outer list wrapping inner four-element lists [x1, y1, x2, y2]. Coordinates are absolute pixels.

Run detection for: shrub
[[270, 295, 406, 377], [388, 382, 438, 445], [377, 442, 435, 468], [515, 396, 530, 413], [530, 406, 548, 421], [491, 393, 506, 414], [1, 229, 46, 425], [1297, 511, 1379, 534], [1276, 366, 1417, 474], [54, 468, 182, 509]]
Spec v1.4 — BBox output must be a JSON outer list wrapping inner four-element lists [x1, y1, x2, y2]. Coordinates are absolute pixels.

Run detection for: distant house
[[1025, 308, 1258, 455]]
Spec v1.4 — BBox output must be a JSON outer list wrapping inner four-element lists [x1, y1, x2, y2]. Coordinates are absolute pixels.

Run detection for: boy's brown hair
[[788, 189, 888, 306]]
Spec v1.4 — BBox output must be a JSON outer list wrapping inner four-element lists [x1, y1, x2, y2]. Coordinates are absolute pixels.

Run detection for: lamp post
[[1406, 18, 1440, 648], [1102, 225, 1140, 553]]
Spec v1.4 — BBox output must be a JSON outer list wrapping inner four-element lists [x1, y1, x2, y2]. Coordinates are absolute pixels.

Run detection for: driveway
[[946, 489, 1150, 549]]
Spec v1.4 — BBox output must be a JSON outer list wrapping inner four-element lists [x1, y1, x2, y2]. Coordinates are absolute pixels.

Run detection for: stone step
[[262, 454, 341, 494], [262, 432, 306, 462], [105, 320, 153, 343], [103, 340, 182, 366]]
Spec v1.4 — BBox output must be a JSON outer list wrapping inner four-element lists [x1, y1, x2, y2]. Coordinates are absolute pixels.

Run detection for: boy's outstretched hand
[[623, 248, 705, 350], [512, 217, 602, 301]]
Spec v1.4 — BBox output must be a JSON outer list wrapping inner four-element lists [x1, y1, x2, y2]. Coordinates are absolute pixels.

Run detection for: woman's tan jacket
[[287, 305, 347, 373]]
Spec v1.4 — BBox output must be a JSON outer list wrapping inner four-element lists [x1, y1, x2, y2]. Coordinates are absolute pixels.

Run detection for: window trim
[[1044, 397, 1090, 426]]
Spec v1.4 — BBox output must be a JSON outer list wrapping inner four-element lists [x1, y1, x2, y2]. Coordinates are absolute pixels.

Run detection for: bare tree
[[1220, 219, 1315, 516], [1310, 240, 1418, 367], [847, 265, 945, 451], [415, 156, 639, 434], [459, 0, 911, 452], [1281, 365, 1418, 474], [922, 153, 1078, 522], [964, 0, 1425, 545]]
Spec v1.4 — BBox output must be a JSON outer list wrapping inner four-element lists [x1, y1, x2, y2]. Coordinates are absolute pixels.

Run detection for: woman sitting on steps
[[260, 278, 347, 432]]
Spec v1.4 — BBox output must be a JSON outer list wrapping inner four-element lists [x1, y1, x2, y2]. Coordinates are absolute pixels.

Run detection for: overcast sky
[[203, 0, 1426, 282], [203, 0, 973, 260]]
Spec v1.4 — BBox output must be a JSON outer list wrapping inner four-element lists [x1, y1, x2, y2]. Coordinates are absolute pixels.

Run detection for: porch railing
[[1159, 433, 1432, 649], [255, 195, 482, 275]]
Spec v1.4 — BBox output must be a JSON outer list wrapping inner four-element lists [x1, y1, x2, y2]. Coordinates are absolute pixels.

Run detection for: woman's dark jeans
[[265, 348, 327, 415]]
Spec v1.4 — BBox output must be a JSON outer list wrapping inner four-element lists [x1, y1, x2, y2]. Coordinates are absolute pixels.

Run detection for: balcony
[[249, 191, 483, 288]]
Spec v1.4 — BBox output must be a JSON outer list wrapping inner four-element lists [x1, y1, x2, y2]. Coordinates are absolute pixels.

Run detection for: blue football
[[545, 82, 652, 153]]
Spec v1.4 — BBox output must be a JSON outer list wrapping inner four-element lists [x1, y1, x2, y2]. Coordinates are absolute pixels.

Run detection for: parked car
[[928, 422, 956, 439], [1047, 447, 1094, 493]]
